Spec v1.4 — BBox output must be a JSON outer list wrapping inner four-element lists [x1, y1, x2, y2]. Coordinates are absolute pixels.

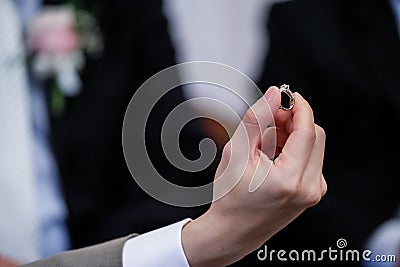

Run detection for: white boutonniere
[[28, 2, 103, 116]]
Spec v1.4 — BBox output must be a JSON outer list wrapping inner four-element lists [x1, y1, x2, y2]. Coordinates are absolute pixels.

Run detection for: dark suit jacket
[[44, 0, 214, 249], [241, 0, 400, 266]]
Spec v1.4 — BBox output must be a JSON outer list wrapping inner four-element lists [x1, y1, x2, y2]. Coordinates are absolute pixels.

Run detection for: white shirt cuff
[[122, 219, 192, 267]]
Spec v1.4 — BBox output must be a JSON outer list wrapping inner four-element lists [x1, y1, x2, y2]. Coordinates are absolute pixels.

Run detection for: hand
[[0, 256, 19, 267], [182, 86, 327, 267]]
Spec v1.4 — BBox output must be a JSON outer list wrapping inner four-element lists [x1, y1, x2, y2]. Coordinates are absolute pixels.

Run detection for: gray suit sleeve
[[21, 234, 138, 267]]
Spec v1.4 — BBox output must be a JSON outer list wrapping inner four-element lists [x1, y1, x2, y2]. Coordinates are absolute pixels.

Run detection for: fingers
[[320, 174, 327, 197], [274, 109, 293, 133], [299, 124, 327, 206], [238, 86, 281, 152], [218, 87, 280, 185], [261, 127, 289, 159], [303, 125, 326, 181], [277, 93, 316, 175]]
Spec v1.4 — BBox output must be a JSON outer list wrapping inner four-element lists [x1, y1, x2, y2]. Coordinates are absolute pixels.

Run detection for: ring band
[[279, 84, 295, 111]]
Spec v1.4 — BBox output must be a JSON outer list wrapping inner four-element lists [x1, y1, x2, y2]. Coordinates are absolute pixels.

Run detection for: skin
[[0, 256, 19, 267], [3, 86, 326, 267], [182, 86, 327, 267]]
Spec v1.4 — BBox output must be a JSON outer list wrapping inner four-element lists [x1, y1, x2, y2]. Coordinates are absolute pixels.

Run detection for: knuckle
[[222, 141, 233, 157], [276, 178, 301, 198], [321, 175, 328, 196], [315, 125, 326, 141], [303, 189, 322, 207], [302, 129, 317, 144], [243, 108, 258, 126], [220, 142, 234, 165]]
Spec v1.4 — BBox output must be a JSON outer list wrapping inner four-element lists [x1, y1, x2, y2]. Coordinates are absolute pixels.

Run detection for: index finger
[[278, 93, 316, 175], [232, 86, 281, 153]]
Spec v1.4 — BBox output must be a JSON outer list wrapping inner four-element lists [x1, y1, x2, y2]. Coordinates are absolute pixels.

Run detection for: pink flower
[[29, 7, 80, 54]]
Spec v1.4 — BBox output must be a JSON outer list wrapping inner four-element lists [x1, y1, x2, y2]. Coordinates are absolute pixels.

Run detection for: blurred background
[[0, 0, 399, 266], [164, 0, 274, 146]]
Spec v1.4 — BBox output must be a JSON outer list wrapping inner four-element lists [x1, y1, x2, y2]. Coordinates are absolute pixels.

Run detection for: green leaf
[[67, 0, 81, 12], [50, 81, 66, 117]]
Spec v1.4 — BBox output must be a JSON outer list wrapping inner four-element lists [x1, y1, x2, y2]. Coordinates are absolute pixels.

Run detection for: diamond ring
[[279, 84, 295, 111]]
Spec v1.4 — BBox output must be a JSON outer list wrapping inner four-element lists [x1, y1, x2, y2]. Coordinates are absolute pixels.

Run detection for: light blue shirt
[[364, 3, 400, 266], [30, 78, 70, 257], [390, 0, 400, 35], [14, 3, 194, 265], [15, 0, 70, 258]]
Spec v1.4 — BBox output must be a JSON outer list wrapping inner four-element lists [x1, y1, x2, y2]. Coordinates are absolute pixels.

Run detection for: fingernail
[[265, 86, 278, 103]]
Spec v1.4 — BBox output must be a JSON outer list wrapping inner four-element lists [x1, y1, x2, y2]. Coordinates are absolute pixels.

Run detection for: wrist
[[181, 207, 269, 267], [181, 209, 241, 267]]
